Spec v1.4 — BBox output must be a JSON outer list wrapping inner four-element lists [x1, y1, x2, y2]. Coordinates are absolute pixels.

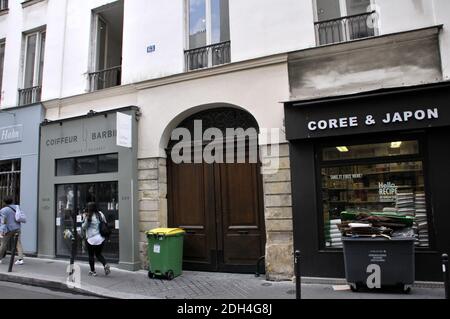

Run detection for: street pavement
[[0, 257, 445, 299], [0, 281, 98, 299]]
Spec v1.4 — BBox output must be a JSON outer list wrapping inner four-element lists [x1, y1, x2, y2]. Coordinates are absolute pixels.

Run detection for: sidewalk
[[0, 257, 445, 299]]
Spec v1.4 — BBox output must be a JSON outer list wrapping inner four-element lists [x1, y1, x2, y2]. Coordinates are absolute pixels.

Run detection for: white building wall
[[122, 0, 185, 85], [229, 0, 316, 62], [137, 63, 290, 159], [1, 0, 450, 106], [1, 0, 49, 108], [56, 0, 121, 99], [375, 0, 435, 35], [40, 0, 67, 102]]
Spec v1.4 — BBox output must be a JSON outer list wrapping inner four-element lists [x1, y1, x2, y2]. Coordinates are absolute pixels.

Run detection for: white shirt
[[87, 233, 105, 246]]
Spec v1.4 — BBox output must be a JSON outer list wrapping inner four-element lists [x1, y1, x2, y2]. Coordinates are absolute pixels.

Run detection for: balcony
[[185, 41, 231, 71], [315, 11, 377, 46], [88, 66, 122, 92], [0, 0, 8, 12], [18, 86, 41, 106]]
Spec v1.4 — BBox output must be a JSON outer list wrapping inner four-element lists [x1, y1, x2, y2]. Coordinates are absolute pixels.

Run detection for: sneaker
[[0, 260, 2, 264], [104, 264, 111, 276], [14, 259, 24, 266], [88, 271, 97, 277]]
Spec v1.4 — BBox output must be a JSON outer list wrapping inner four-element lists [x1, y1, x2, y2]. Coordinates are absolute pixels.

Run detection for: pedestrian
[[82, 202, 111, 277], [0, 197, 24, 265]]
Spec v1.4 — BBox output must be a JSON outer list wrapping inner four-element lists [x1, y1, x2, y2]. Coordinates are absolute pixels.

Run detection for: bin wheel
[[350, 283, 360, 292], [148, 271, 156, 279], [166, 270, 175, 281], [403, 285, 411, 294]]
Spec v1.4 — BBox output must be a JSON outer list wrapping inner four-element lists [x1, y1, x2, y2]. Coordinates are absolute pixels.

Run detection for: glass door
[[56, 182, 119, 261]]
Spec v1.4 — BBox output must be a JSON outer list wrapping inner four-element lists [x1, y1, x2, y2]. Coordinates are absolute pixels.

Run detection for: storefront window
[[56, 154, 118, 176], [98, 154, 119, 173], [76, 157, 97, 175], [56, 158, 75, 176], [56, 182, 119, 261], [323, 140, 419, 161], [320, 140, 430, 249]]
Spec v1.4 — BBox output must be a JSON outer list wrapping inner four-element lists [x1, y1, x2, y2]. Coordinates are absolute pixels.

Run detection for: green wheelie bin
[[146, 228, 186, 280]]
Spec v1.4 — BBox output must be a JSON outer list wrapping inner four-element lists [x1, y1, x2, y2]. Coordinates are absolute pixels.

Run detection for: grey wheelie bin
[[342, 237, 415, 293]]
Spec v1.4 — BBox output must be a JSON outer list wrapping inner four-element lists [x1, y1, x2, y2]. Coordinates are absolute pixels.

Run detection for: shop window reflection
[[320, 140, 430, 249], [56, 182, 119, 261]]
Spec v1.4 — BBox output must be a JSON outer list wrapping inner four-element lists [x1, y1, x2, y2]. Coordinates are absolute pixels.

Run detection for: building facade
[[1, 0, 449, 280], [0, 103, 44, 255]]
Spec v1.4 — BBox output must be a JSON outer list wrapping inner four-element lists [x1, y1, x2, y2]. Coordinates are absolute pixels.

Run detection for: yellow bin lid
[[146, 228, 186, 236]]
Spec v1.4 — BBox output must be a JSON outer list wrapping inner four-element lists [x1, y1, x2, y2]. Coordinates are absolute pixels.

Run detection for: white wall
[[56, 0, 120, 99], [1, 0, 49, 108], [40, 0, 67, 102], [45, 89, 137, 120], [229, 0, 316, 62], [44, 62, 290, 159], [2, 0, 450, 106], [375, 0, 435, 35], [122, 0, 185, 85], [433, 0, 450, 80], [137, 63, 290, 158]]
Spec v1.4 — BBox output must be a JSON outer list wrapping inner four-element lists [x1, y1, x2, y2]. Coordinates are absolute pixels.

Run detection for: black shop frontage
[[285, 82, 450, 281]]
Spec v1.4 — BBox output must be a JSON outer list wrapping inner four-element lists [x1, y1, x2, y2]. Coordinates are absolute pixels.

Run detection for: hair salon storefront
[[37, 107, 141, 270], [0, 104, 44, 255], [285, 82, 450, 281]]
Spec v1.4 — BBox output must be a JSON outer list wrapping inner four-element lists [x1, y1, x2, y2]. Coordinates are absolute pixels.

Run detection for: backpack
[[97, 212, 111, 238], [9, 205, 27, 224]]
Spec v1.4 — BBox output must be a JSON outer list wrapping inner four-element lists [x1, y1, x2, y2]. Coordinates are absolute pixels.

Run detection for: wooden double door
[[168, 159, 266, 273]]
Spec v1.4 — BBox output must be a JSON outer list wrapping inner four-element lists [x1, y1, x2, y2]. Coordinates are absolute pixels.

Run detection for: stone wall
[[137, 157, 168, 270], [261, 143, 294, 281]]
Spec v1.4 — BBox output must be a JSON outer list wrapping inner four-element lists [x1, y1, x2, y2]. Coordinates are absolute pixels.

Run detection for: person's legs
[[0, 232, 12, 262], [16, 232, 24, 260], [86, 241, 96, 273], [94, 243, 110, 275], [93, 243, 107, 266]]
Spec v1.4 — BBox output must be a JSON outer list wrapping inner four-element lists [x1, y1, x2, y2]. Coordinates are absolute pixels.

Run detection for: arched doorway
[[166, 107, 266, 273]]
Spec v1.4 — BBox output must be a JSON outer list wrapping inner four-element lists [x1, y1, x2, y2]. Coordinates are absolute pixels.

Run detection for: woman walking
[[82, 202, 111, 277]]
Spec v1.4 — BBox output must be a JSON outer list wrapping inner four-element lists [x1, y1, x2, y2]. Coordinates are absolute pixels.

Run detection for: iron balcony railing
[[0, 0, 8, 11], [315, 11, 377, 46], [185, 41, 231, 71], [88, 65, 122, 92], [18, 86, 42, 106]]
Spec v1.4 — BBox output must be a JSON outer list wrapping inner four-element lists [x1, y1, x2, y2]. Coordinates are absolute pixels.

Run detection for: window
[[98, 154, 119, 173], [56, 182, 119, 261], [185, 0, 230, 70], [320, 139, 431, 249], [19, 29, 46, 106], [0, 159, 21, 205], [56, 154, 119, 176], [89, 1, 123, 91], [0, 0, 8, 12], [314, 0, 376, 45], [0, 40, 5, 103]]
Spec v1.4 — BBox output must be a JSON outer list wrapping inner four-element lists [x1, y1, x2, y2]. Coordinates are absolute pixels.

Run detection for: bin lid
[[146, 228, 186, 236]]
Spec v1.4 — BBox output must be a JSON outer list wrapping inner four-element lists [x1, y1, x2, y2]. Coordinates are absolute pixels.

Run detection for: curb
[[0, 272, 110, 298], [301, 277, 445, 288]]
